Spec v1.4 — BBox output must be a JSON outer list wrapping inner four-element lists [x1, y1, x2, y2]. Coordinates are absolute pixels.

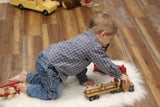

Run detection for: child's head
[[89, 13, 117, 35], [89, 13, 117, 47]]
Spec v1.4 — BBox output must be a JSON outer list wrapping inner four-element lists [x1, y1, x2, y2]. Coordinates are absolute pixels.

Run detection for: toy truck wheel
[[112, 90, 118, 94], [18, 4, 24, 10], [94, 95, 100, 99], [129, 88, 134, 92], [43, 10, 48, 16], [89, 96, 95, 101], [89, 95, 99, 101], [119, 89, 124, 92]]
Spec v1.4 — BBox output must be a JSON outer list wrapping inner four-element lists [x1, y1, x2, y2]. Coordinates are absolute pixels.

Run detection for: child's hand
[[83, 79, 95, 87], [119, 74, 132, 86]]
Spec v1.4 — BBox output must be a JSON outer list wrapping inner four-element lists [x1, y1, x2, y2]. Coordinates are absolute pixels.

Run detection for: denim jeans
[[26, 52, 63, 100]]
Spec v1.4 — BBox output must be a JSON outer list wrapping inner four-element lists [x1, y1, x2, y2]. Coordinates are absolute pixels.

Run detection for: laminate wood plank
[[141, 0, 160, 7], [134, 86, 158, 107], [42, 10, 64, 48], [42, 24, 50, 49], [22, 36, 29, 72], [141, 0, 150, 6], [117, 35, 157, 107], [100, 0, 115, 15], [80, 7, 93, 28], [12, 8, 24, 54], [101, 0, 110, 12], [47, 23, 63, 44], [0, 20, 5, 51], [24, 11, 42, 36], [135, 17, 160, 67], [121, 28, 160, 106], [0, 54, 12, 84], [32, 36, 43, 57], [42, 10, 59, 24], [0, 54, 22, 84], [26, 36, 43, 72], [145, 5, 160, 31], [23, 11, 30, 36], [102, 0, 134, 28], [116, 30, 135, 63], [74, 7, 87, 33], [59, 8, 80, 40], [2, 4, 15, 54], [10, 54, 23, 77], [111, 0, 124, 8], [122, 0, 145, 17], [134, 0, 147, 12], [107, 35, 126, 61], [0, 3, 7, 20], [26, 36, 34, 72], [118, 8, 133, 28]]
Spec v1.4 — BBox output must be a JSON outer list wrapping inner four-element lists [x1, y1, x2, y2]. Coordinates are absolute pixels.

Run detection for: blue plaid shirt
[[43, 31, 122, 81]]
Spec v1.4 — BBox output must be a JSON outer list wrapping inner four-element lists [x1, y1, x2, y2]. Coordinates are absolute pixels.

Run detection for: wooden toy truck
[[84, 79, 134, 101], [0, 81, 20, 100], [9, 0, 59, 15]]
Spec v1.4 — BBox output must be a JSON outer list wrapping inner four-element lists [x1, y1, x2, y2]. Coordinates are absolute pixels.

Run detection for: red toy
[[117, 65, 128, 76], [85, 0, 91, 3], [0, 81, 20, 99]]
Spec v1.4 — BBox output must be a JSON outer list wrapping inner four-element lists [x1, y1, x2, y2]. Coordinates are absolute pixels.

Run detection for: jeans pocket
[[48, 69, 61, 90]]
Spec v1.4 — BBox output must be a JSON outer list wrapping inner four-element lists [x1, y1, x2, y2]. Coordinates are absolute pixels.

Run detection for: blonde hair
[[89, 13, 117, 35]]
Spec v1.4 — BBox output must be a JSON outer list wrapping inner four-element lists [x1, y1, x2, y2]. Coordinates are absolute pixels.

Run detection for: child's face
[[102, 35, 114, 47], [99, 32, 115, 47]]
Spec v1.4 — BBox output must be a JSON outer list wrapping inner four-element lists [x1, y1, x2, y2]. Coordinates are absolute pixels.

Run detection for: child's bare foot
[[9, 70, 27, 82], [18, 83, 27, 93]]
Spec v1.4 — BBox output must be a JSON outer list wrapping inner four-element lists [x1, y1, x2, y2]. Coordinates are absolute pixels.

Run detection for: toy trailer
[[0, 81, 20, 100], [84, 79, 134, 101]]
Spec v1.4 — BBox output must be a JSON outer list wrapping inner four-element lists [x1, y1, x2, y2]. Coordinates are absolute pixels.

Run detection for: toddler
[[10, 13, 131, 100]]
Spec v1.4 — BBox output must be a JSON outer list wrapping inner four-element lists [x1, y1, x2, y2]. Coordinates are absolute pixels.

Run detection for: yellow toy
[[84, 79, 134, 101], [9, 0, 59, 15]]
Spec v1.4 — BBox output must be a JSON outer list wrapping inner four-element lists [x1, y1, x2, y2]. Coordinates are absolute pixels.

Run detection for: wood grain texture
[[0, 0, 160, 106]]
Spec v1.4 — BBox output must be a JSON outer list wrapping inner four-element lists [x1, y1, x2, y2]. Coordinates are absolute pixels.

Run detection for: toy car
[[9, 0, 59, 15]]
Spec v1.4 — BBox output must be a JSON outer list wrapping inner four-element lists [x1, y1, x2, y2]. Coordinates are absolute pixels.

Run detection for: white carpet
[[0, 0, 9, 3], [0, 60, 147, 107]]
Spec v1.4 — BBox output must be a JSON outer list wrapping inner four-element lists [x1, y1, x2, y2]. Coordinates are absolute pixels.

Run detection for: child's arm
[[76, 68, 88, 85], [88, 45, 122, 79], [76, 68, 94, 86]]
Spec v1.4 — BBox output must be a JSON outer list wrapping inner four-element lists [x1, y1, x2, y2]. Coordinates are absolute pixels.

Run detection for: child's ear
[[101, 31, 107, 37]]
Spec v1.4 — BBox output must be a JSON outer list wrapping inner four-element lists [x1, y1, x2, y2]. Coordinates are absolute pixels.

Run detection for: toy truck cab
[[9, 0, 58, 15]]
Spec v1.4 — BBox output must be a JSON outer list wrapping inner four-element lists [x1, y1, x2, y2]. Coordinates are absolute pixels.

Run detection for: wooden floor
[[0, 0, 160, 106]]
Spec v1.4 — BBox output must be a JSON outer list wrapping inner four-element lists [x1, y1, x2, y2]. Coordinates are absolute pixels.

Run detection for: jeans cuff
[[26, 72, 32, 83], [26, 85, 30, 97]]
